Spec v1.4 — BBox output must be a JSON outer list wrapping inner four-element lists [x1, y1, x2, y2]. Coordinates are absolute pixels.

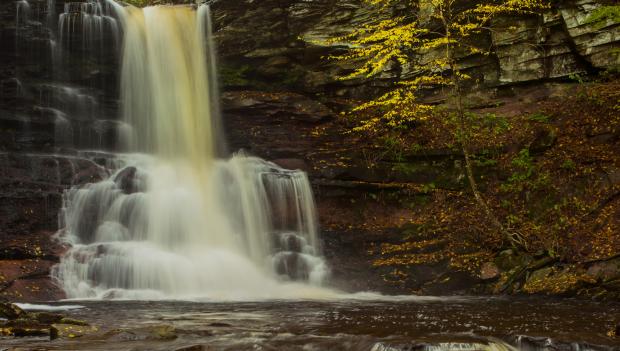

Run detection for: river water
[[3, 297, 619, 350]]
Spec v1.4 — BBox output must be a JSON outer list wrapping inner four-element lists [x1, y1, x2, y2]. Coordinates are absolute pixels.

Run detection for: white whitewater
[[52, 3, 330, 300]]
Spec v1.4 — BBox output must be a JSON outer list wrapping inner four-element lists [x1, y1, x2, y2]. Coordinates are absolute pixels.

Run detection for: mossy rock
[[59, 317, 90, 326], [0, 302, 25, 320], [29, 312, 64, 324], [1, 319, 50, 337], [148, 324, 177, 340], [527, 266, 554, 282], [0, 325, 50, 337], [50, 323, 98, 340], [104, 324, 177, 341], [494, 250, 533, 271]]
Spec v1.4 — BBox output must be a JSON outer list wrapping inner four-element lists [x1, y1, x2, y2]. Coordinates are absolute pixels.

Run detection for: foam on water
[[14, 303, 85, 311]]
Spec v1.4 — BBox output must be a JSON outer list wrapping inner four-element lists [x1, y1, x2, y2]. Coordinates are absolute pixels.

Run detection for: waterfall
[[58, 1, 120, 55], [16, 0, 31, 39], [52, 3, 330, 300]]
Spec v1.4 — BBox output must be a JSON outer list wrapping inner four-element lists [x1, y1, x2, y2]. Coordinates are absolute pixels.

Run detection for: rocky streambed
[[1, 298, 619, 350]]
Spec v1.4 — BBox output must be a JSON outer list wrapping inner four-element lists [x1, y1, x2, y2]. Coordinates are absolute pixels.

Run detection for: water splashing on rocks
[[53, 3, 330, 300]]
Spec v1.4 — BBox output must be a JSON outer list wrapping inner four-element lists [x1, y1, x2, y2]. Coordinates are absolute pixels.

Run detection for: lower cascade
[[51, 2, 330, 300]]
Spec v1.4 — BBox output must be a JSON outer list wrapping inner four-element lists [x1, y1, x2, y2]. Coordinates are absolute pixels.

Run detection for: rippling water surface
[[3, 297, 619, 350]]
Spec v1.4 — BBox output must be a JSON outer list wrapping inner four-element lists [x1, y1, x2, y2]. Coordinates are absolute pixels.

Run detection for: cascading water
[[52, 2, 330, 300]]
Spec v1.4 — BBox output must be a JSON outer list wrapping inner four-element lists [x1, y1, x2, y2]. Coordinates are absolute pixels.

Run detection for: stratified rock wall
[[212, 0, 620, 180], [0, 0, 122, 300]]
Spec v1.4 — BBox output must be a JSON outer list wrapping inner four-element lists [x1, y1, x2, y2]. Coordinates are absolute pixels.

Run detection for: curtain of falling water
[[53, 2, 330, 300], [121, 6, 214, 160]]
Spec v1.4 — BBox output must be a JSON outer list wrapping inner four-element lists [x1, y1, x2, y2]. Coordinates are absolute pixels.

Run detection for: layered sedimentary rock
[[212, 0, 619, 177]]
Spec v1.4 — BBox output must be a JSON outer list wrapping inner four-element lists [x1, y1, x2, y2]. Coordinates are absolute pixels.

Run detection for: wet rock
[[50, 323, 98, 340], [29, 312, 64, 324], [222, 91, 334, 123], [585, 257, 620, 282], [1, 317, 51, 337], [59, 317, 90, 326], [275, 252, 309, 281], [146, 325, 177, 340], [114, 166, 139, 194], [281, 234, 303, 253], [494, 250, 533, 271], [175, 345, 206, 351], [528, 266, 555, 282], [0, 324, 50, 337], [0, 302, 25, 320], [558, 0, 620, 69], [272, 158, 309, 172], [479, 262, 500, 281], [105, 324, 178, 341]]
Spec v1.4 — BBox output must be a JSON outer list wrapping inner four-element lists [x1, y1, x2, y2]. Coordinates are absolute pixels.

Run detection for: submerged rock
[[104, 324, 178, 341], [59, 317, 90, 326], [175, 346, 207, 351], [28, 312, 64, 324], [50, 323, 98, 339], [147, 324, 178, 340], [113, 166, 139, 194], [0, 302, 92, 339]]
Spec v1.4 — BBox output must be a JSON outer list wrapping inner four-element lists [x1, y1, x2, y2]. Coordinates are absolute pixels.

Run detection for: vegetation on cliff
[[324, 0, 548, 246], [320, 0, 620, 296]]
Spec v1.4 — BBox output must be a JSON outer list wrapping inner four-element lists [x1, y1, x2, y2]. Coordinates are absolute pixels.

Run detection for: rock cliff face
[[212, 0, 620, 294], [0, 0, 121, 300], [0, 0, 618, 299], [212, 0, 619, 95], [213, 0, 620, 181]]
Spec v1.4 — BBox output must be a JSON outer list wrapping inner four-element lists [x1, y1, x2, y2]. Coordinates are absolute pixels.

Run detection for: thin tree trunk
[[440, 2, 521, 248], [454, 82, 521, 247]]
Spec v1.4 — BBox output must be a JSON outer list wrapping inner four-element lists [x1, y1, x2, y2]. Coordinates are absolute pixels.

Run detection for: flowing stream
[[51, 1, 329, 300], [3, 298, 619, 350]]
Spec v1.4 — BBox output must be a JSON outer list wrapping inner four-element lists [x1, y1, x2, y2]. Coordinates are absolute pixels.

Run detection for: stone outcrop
[[213, 0, 619, 100], [211, 0, 620, 296], [0, 0, 122, 300], [0, 302, 92, 338], [212, 0, 620, 194]]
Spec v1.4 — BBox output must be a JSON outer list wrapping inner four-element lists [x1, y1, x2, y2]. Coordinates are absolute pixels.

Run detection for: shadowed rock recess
[[1, 0, 619, 300]]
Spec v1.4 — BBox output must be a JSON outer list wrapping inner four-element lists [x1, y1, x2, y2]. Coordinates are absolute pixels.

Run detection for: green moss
[[219, 65, 251, 87], [277, 69, 305, 88], [528, 112, 551, 123], [472, 153, 498, 167], [586, 6, 620, 28], [560, 159, 576, 170]]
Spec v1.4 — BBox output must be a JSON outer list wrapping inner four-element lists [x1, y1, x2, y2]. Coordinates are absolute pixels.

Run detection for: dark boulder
[[114, 166, 139, 194], [0, 302, 25, 320]]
